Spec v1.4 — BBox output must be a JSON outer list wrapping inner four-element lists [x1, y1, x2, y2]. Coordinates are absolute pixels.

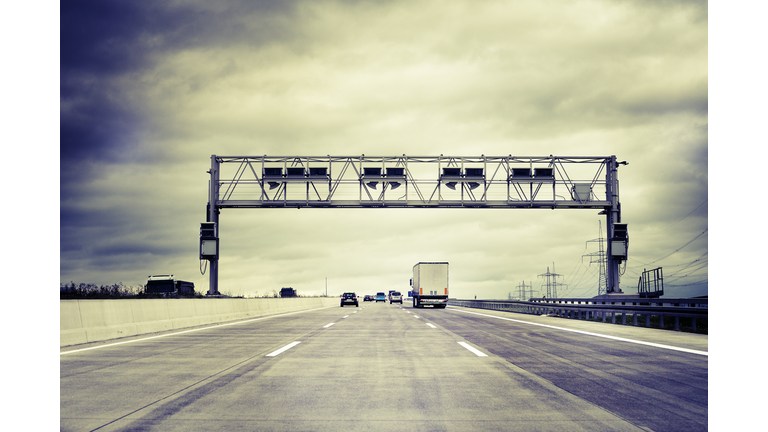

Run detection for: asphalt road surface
[[60, 302, 708, 431]]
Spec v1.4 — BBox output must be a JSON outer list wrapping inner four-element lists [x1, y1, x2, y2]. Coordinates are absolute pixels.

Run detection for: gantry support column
[[207, 155, 220, 296], [605, 156, 623, 294]]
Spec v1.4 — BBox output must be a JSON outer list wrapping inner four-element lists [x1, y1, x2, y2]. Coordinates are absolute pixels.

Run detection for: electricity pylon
[[583, 221, 608, 296], [516, 281, 533, 301], [538, 265, 565, 299]]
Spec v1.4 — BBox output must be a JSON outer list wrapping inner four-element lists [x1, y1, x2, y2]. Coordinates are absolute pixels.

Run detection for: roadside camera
[[200, 222, 218, 260]]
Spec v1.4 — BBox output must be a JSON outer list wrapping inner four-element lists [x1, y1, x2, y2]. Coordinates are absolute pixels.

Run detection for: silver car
[[389, 291, 403, 304]]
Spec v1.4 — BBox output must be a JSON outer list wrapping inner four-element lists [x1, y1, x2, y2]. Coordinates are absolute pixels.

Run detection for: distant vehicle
[[375, 292, 386, 302], [145, 275, 194, 297], [411, 262, 449, 308], [340, 292, 359, 307], [280, 287, 297, 298], [363, 295, 373, 302], [390, 291, 403, 304]]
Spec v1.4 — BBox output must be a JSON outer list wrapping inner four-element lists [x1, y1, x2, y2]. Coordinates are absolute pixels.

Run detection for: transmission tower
[[516, 280, 533, 301], [538, 265, 565, 299], [583, 221, 608, 296]]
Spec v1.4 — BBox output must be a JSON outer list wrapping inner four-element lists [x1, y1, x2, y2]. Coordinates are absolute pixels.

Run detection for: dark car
[[340, 292, 358, 307], [363, 295, 373, 302], [375, 292, 386, 302]]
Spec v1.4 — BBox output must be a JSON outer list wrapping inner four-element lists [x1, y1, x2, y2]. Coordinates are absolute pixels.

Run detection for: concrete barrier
[[60, 297, 338, 347], [60, 301, 86, 347]]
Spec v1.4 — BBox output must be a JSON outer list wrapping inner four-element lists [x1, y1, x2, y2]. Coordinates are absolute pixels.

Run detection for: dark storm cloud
[[60, 0, 303, 76], [61, 1, 169, 166], [60, 203, 192, 256], [60, 0, 302, 168], [59, 205, 133, 233], [59, 0, 307, 284], [90, 240, 184, 258]]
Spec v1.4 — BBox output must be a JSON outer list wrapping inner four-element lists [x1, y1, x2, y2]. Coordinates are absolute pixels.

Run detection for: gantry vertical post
[[207, 155, 220, 295], [605, 156, 623, 293]]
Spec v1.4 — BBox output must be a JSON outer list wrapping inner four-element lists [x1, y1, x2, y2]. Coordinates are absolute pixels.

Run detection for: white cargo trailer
[[411, 262, 449, 308]]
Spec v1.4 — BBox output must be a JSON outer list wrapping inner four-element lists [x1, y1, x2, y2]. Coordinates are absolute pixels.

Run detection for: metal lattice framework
[[205, 155, 627, 295], [211, 155, 613, 209]]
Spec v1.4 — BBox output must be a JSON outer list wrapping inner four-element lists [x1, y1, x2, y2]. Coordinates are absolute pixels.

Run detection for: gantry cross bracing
[[205, 155, 627, 296], [210, 155, 614, 209]]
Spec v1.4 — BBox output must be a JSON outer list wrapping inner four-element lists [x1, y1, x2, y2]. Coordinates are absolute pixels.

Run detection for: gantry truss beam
[[210, 155, 613, 210], [205, 154, 627, 297]]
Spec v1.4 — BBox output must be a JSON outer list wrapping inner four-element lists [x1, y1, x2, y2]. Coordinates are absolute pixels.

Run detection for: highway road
[[60, 301, 708, 431]]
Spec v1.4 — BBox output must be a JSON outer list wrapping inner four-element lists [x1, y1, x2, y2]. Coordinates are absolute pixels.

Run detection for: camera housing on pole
[[610, 223, 628, 261], [199, 222, 218, 260]]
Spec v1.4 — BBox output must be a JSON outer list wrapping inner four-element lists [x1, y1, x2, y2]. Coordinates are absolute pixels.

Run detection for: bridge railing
[[448, 298, 708, 333]]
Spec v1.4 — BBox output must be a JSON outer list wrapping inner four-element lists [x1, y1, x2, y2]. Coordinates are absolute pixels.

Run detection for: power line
[[561, 245, 591, 296], [642, 198, 708, 237], [650, 229, 708, 264], [563, 266, 599, 298], [666, 279, 708, 288], [630, 229, 708, 268], [664, 257, 708, 278]]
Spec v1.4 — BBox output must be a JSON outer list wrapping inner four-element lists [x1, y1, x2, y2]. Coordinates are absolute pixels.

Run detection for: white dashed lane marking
[[458, 342, 488, 357], [266, 341, 301, 357]]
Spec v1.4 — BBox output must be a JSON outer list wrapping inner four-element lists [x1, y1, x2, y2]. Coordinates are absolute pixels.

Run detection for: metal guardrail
[[448, 298, 708, 333], [528, 297, 708, 307]]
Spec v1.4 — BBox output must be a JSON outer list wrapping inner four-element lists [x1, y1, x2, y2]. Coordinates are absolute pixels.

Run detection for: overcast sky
[[56, 0, 713, 299]]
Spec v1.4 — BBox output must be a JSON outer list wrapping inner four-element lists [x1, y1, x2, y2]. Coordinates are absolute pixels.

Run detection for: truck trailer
[[411, 262, 449, 308], [145, 275, 195, 297]]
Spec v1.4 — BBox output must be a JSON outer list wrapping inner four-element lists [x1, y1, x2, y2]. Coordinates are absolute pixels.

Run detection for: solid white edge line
[[447, 307, 708, 356], [458, 341, 488, 357], [60, 305, 337, 355], [266, 341, 301, 357]]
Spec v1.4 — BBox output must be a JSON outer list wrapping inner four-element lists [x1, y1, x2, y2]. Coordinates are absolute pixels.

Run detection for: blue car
[[375, 292, 386, 302]]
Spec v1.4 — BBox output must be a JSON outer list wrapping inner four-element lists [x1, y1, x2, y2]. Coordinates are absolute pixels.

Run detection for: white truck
[[411, 262, 449, 308], [145, 275, 195, 296]]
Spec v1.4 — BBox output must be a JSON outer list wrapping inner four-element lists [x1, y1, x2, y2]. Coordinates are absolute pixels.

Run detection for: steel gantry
[[203, 155, 628, 296]]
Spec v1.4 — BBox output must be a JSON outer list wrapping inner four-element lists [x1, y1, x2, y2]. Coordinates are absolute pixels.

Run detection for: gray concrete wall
[[60, 297, 338, 347]]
